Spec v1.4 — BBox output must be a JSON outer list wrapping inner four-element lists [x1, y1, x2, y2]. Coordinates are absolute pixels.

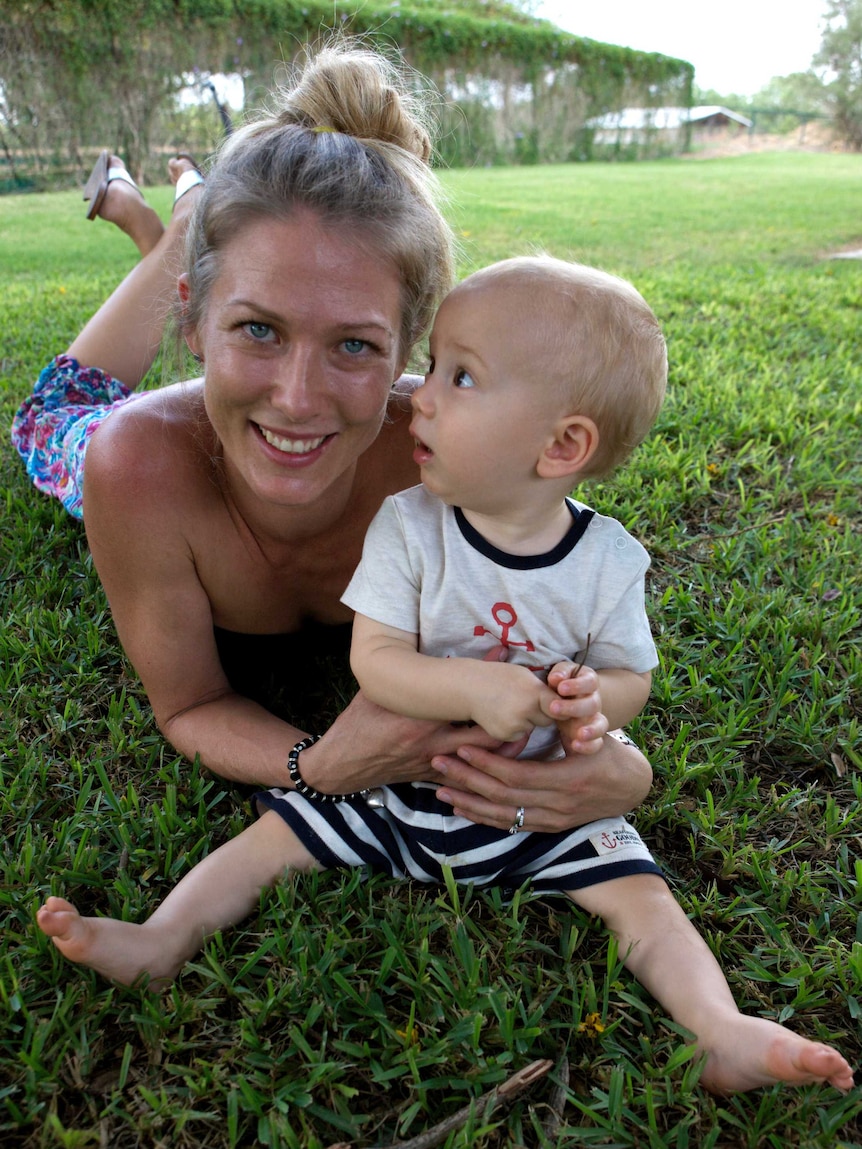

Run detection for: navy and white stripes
[[255, 782, 660, 894]]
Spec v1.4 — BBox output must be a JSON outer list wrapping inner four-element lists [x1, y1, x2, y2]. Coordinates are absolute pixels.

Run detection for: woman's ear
[[177, 274, 202, 361], [537, 415, 600, 479]]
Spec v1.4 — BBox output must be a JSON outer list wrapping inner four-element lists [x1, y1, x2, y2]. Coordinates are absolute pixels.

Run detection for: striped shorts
[[255, 781, 661, 894]]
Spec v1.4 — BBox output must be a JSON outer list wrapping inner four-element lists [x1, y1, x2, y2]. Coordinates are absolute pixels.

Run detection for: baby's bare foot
[[37, 896, 179, 990], [700, 1013, 854, 1094]]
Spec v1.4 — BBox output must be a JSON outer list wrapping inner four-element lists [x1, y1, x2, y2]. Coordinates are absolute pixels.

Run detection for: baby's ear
[[537, 415, 599, 479]]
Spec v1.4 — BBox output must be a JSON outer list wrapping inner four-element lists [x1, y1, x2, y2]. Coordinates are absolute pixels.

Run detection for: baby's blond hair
[[455, 257, 667, 478]]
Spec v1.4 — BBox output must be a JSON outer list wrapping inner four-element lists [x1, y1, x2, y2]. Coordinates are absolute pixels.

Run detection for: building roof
[[589, 106, 753, 130]]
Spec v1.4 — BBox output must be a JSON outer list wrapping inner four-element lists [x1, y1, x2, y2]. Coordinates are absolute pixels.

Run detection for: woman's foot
[[699, 1012, 854, 1094], [36, 896, 182, 990], [84, 152, 164, 256], [167, 155, 205, 223]]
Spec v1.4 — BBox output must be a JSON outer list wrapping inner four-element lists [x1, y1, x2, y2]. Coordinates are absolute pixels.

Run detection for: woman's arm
[[83, 411, 300, 785]]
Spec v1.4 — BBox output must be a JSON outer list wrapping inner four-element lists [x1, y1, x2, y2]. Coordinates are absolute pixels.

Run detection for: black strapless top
[[214, 620, 354, 731]]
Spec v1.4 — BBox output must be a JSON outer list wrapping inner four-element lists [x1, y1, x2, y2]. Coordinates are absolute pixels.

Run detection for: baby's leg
[[36, 810, 315, 989], [570, 875, 854, 1094]]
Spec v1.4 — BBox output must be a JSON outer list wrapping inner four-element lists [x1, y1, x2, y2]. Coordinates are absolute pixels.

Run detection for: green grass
[[2, 151, 861, 1147]]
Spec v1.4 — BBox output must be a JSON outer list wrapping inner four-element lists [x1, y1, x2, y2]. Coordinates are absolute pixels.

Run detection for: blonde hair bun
[[276, 43, 432, 163]]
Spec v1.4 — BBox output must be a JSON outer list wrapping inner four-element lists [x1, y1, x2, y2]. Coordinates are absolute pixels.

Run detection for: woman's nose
[[272, 348, 319, 416]]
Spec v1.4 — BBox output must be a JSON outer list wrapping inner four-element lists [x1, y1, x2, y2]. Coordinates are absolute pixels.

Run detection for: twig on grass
[[667, 512, 790, 554], [323, 1059, 553, 1149], [540, 1053, 570, 1140]]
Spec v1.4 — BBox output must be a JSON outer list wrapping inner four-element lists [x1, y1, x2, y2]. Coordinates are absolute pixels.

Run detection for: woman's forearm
[[159, 686, 506, 794], [160, 692, 305, 787]]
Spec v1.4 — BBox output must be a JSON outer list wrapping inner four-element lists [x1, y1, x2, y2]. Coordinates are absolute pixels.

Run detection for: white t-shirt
[[343, 485, 657, 757]]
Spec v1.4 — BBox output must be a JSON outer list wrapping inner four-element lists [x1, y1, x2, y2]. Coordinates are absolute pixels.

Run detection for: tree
[[814, 0, 862, 149], [692, 86, 754, 112]]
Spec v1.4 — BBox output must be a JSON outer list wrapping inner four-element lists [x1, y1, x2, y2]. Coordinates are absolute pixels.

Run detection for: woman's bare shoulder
[[83, 380, 220, 525]]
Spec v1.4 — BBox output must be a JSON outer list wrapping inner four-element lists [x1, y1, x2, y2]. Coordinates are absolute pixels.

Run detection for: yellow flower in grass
[[577, 1012, 605, 1038], [397, 1024, 419, 1046], [827, 512, 842, 527], [706, 462, 721, 475]]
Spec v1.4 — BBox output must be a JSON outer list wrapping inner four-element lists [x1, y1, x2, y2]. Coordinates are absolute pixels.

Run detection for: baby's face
[[409, 282, 564, 514]]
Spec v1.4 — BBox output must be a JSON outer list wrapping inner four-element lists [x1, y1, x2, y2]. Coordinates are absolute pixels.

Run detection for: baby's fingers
[[550, 665, 600, 697]]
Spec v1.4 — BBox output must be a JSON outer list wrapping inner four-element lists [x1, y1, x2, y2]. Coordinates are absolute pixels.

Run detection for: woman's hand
[[429, 733, 653, 834], [297, 688, 522, 795]]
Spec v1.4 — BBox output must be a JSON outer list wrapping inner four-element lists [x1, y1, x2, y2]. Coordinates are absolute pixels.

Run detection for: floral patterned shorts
[[11, 354, 143, 520]]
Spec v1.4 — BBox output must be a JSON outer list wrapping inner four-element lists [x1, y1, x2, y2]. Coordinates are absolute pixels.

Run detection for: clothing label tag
[[588, 824, 644, 855]]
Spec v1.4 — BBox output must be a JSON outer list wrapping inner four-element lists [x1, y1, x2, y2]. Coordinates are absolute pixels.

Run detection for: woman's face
[[188, 210, 406, 517]]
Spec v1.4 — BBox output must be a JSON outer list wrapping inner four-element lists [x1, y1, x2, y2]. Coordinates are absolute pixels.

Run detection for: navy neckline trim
[[454, 501, 595, 569]]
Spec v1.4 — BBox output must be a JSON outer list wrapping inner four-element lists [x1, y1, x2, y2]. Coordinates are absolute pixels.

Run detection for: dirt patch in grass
[[684, 120, 844, 160]]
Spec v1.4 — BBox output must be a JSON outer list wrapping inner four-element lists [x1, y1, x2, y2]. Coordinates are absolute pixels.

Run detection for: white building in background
[[590, 105, 752, 146]]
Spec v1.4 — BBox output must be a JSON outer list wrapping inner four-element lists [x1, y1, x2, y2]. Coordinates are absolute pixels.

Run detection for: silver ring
[[508, 806, 525, 835]]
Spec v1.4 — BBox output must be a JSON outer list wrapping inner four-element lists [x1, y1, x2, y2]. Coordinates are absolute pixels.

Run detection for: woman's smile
[[256, 423, 331, 458]]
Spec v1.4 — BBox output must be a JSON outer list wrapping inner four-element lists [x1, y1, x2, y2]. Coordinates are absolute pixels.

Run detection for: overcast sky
[[534, 0, 829, 95]]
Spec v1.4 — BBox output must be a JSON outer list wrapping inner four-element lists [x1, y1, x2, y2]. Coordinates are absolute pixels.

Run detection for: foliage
[[0, 0, 693, 187], [815, 0, 862, 149], [694, 72, 834, 141], [1, 151, 862, 1146]]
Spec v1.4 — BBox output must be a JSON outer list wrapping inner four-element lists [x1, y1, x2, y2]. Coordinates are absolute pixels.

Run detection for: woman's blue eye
[[343, 339, 366, 354], [454, 369, 475, 388], [247, 322, 272, 340]]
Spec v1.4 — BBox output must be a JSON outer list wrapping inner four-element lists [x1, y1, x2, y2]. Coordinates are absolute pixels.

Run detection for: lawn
[[1, 151, 861, 1147]]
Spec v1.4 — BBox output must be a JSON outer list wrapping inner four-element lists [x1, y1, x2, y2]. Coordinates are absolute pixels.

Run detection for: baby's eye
[[343, 338, 367, 354], [425, 356, 436, 378], [454, 369, 476, 389], [245, 322, 274, 341]]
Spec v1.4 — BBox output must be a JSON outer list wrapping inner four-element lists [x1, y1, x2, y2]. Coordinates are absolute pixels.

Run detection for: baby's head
[[449, 256, 667, 478]]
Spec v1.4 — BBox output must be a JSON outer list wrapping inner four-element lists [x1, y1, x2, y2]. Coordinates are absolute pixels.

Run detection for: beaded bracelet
[[286, 734, 371, 803]]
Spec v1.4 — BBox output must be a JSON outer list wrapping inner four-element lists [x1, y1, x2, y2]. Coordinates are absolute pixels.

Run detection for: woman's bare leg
[[90, 154, 164, 256], [36, 810, 315, 989], [68, 156, 203, 388], [571, 875, 854, 1094]]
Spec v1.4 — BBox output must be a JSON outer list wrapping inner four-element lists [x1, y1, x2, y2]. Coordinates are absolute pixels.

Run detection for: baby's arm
[[546, 663, 652, 755], [350, 613, 556, 743]]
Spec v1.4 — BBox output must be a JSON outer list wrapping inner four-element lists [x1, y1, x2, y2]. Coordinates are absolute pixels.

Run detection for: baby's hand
[[544, 662, 608, 755], [469, 663, 556, 743]]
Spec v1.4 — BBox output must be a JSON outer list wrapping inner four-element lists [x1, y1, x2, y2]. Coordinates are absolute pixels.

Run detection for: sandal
[[173, 154, 205, 206], [83, 149, 141, 220]]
